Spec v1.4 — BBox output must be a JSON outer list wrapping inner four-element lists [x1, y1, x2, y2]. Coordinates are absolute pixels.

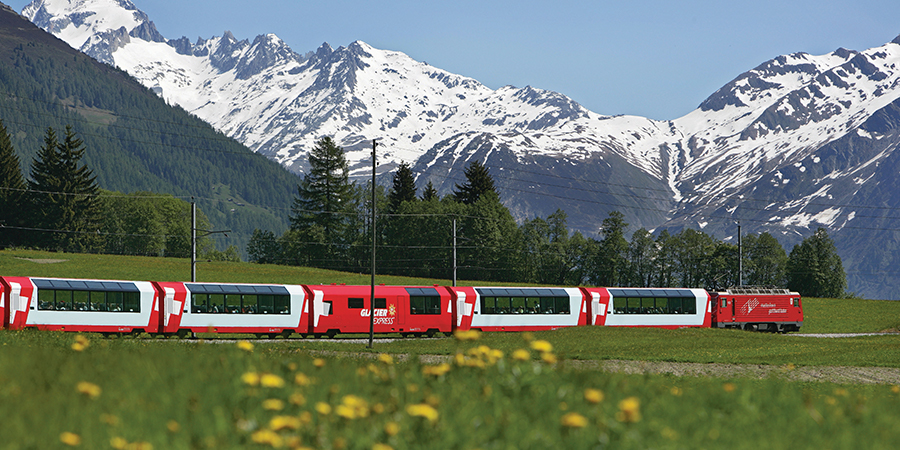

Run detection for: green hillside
[[0, 5, 298, 254]]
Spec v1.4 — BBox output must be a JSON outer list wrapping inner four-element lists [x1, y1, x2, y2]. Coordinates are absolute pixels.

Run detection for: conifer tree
[[453, 160, 498, 205], [387, 162, 417, 213], [28, 126, 102, 251], [0, 119, 26, 246], [787, 227, 846, 298], [420, 180, 439, 201]]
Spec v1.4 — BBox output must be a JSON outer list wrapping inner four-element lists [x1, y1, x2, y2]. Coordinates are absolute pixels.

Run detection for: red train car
[[0, 277, 161, 334], [155, 281, 309, 337], [583, 287, 712, 328], [448, 286, 588, 332], [304, 285, 452, 338], [711, 286, 803, 332]]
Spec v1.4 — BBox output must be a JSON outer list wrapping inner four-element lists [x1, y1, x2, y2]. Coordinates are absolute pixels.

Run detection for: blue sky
[[10, 0, 900, 120]]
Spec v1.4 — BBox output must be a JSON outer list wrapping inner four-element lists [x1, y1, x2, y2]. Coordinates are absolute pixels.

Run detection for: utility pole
[[737, 221, 743, 287], [368, 139, 377, 349], [452, 218, 457, 287]]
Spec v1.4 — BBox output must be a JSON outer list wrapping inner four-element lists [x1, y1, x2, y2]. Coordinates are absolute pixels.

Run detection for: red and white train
[[0, 276, 803, 337]]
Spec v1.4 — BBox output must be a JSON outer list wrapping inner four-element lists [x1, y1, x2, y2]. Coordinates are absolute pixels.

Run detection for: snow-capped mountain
[[20, 0, 900, 299]]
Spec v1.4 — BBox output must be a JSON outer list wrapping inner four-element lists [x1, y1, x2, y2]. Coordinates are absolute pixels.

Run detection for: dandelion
[[242, 372, 261, 386], [560, 412, 588, 428], [315, 402, 332, 415], [313, 358, 326, 368], [616, 397, 641, 423], [59, 432, 81, 446], [892, 385, 900, 394], [453, 329, 481, 341], [294, 373, 311, 386], [289, 392, 306, 406], [377, 353, 394, 365], [723, 383, 736, 393], [512, 349, 531, 361], [76, 381, 101, 399], [262, 398, 285, 411], [540, 352, 558, 365], [584, 388, 604, 404], [110, 437, 128, 449], [71, 334, 90, 352], [530, 340, 553, 353], [834, 388, 849, 397], [269, 415, 302, 431], [237, 340, 254, 352], [373, 444, 394, 450], [100, 413, 120, 426], [251, 429, 283, 448], [384, 422, 400, 436], [130, 442, 154, 450], [422, 363, 451, 377], [670, 387, 683, 396], [167, 420, 180, 433], [260, 373, 286, 388], [336, 395, 369, 419], [406, 403, 440, 423]]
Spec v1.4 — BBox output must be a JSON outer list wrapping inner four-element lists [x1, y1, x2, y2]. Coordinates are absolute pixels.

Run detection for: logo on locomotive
[[360, 304, 397, 325]]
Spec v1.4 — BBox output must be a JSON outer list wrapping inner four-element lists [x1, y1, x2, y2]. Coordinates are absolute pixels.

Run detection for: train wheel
[[280, 330, 292, 339], [426, 329, 437, 338], [314, 333, 323, 339], [176, 329, 194, 339], [326, 330, 338, 339]]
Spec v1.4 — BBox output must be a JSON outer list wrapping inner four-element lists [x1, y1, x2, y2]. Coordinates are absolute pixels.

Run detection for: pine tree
[[28, 126, 103, 251], [387, 162, 417, 213], [0, 119, 26, 247], [288, 137, 353, 266], [453, 161, 498, 205], [421, 180, 438, 201]]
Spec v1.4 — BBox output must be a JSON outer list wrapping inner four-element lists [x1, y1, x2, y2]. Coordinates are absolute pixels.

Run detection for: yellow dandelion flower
[[71, 342, 87, 352], [269, 415, 302, 431], [100, 413, 120, 426], [892, 385, 900, 394], [377, 353, 394, 365], [530, 340, 553, 353], [241, 372, 261, 386], [406, 403, 440, 423], [522, 331, 534, 342], [315, 402, 332, 415], [313, 358, 326, 368], [60, 432, 81, 446], [616, 397, 641, 423], [373, 444, 394, 450], [294, 373, 311, 386], [260, 373, 286, 388], [670, 387, 683, 396], [251, 429, 283, 448], [834, 388, 849, 397], [166, 420, 180, 433], [541, 352, 558, 365], [262, 398, 285, 411], [453, 329, 481, 341], [131, 442, 154, 450], [512, 349, 531, 361], [825, 396, 837, 405], [422, 363, 451, 377], [110, 436, 128, 449], [584, 388, 604, 404], [289, 392, 306, 406], [76, 381, 101, 399], [299, 411, 313, 424], [723, 383, 736, 393], [560, 412, 588, 428], [237, 340, 254, 352], [384, 422, 400, 436]]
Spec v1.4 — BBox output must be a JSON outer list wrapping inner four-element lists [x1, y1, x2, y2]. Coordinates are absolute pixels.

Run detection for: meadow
[[1, 249, 900, 449]]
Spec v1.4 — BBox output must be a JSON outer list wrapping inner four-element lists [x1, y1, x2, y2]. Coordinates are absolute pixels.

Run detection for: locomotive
[[0, 276, 803, 337]]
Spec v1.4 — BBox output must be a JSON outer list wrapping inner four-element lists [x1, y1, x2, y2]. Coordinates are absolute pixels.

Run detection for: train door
[[714, 295, 734, 328]]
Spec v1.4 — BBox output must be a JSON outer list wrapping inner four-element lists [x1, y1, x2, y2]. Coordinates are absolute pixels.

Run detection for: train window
[[322, 301, 332, 316], [89, 291, 104, 311], [257, 294, 273, 314], [192, 294, 208, 313], [225, 294, 241, 313], [348, 298, 364, 309], [38, 289, 55, 310], [682, 297, 696, 315], [274, 295, 290, 314], [555, 297, 570, 314], [792, 298, 800, 307], [410, 296, 440, 315], [613, 297, 627, 314], [721, 298, 727, 309], [481, 296, 496, 314], [375, 298, 387, 309], [511, 297, 526, 313], [526, 297, 540, 313], [108, 292, 124, 312], [209, 294, 225, 313], [123, 292, 140, 312], [73, 291, 89, 311]]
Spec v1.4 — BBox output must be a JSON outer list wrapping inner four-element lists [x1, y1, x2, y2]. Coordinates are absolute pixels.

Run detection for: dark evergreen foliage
[[388, 162, 417, 213], [787, 227, 847, 298], [420, 181, 439, 202], [453, 161, 498, 205], [0, 119, 26, 246]]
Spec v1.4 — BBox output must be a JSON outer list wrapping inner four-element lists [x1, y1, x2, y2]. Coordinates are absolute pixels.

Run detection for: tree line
[[0, 120, 235, 260], [248, 138, 848, 298]]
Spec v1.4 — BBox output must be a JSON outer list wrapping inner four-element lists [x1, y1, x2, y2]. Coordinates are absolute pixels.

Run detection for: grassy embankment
[[2, 249, 900, 448]]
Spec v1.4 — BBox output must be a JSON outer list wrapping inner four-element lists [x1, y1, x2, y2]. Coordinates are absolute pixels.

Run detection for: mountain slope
[[19, 0, 900, 299], [0, 2, 298, 254]]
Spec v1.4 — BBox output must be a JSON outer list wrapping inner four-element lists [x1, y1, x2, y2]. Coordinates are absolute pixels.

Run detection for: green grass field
[[2, 249, 900, 448]]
